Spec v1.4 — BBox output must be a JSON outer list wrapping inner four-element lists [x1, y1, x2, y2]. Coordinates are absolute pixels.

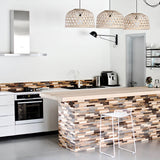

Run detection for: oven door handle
[[17, 101, 43, 104]]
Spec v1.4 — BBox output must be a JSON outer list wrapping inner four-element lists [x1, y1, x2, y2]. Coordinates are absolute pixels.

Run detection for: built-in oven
[[15, 94, 44, 125]]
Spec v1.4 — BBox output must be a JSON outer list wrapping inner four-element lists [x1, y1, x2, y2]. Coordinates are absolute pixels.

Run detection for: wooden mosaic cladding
[[58, 94, 160, 152], [0, 80, 93, 92]]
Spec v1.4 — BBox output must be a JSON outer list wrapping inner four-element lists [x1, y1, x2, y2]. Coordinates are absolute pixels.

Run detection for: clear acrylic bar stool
[[99, 109, 136, 158]]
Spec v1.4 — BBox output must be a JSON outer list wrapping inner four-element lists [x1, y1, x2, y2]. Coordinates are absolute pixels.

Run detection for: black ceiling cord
[[143, 0, 160, 8]]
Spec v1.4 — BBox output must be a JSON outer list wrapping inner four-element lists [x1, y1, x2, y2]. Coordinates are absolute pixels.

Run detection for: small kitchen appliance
[[93, 76, 101, 87], [100, 71, 119, 86]]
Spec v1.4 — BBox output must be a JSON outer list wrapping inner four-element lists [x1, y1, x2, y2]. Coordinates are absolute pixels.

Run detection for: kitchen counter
[[41, 87, 160, 101], [0, 91, 15, 95], [0, 88, 68, 95], [41, 87, 160, 152]]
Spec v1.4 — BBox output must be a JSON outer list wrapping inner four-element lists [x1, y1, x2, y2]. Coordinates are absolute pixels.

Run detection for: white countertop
[[0, 91, 15, 95]]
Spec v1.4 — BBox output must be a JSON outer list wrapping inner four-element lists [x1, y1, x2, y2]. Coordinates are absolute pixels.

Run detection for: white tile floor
[[0, 134, 160, 160]]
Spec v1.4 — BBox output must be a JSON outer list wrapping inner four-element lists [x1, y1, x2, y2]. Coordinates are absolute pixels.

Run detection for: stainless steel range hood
[[11, 10, 30, 54], [0, 10, 47, 57]]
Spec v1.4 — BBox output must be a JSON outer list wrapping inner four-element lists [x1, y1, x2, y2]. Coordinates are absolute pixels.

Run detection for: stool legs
[[99, 115, 102, 154], [112, 117, 116, 158], [131, 112, 136, 154], [99, 110, 136, 158], [99, 116, 115, 158], [118, 117, 120, 148], [117, 112, 136, 154]]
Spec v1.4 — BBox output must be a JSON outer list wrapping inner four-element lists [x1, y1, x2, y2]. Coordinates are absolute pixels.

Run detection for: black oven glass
[[15, 99, 43, 121]]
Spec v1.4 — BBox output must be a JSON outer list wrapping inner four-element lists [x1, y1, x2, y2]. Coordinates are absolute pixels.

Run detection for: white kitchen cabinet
[[15, 123, 46, 135], [0, 92, 59, 137], [0, 95, 14, 106], [0, 126, 15, 137], [15, 98, 58, 135], [0, 94, 15, 137], [0, 106, 14, 116], [0, 116, 15, 127], [43, 98, 58, 131]]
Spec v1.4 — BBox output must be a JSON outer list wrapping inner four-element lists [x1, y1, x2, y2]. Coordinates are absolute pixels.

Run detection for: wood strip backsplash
[[0, 80, 94, 92]]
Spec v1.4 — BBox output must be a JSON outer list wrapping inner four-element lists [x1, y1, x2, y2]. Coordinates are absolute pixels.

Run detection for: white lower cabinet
[[15, 123, 46, 135], [0, 126, 15, 137], [0, 94, 15, 137], [0, 95, 14, 106], [0, 106, 14, 116], [0, 116, 15, 127], [15, 98, 58, 135], [0, 94, 58, 137], [43, 98, 58, 131]]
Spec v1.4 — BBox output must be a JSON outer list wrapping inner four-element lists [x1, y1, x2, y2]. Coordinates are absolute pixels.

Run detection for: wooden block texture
[[58, 94, 160, 152]]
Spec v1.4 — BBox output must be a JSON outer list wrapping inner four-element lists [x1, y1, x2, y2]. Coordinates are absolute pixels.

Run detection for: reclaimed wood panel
[[58, 94, 160, 152]]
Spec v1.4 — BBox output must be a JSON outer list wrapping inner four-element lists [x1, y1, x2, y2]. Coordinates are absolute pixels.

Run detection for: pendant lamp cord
[[79, 0, 81, 9], [78, 0, 82, 17], [108, 0, 112, 17], [143, 0, 160, 8], [109, 0, 111, 10], [135, 0, 138, 19], [136, 0, 138, 13]]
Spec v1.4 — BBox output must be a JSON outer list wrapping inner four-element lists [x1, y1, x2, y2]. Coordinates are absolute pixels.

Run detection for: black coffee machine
[[100, 71, 119, 86]]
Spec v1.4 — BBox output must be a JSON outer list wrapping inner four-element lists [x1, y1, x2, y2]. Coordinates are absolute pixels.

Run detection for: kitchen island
[[41, 87, 160, 152]]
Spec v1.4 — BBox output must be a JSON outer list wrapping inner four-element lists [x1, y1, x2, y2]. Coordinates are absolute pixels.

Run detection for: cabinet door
[[43, 98, 58, 131], [0, 106, 14, 116], [15, 123, 45, 135], [0, 126, 15, 137], [0, 95, 14, 106], [0, 116, 15, 127]]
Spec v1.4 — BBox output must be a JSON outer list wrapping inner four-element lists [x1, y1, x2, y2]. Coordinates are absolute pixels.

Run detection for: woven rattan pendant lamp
[[65, 0, 95, 28], [124, 0, 150, 30], [96, 0, 124, 29]]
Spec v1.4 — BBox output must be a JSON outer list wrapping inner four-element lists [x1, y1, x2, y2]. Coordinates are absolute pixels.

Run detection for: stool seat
[[102, 112, 130, 118]]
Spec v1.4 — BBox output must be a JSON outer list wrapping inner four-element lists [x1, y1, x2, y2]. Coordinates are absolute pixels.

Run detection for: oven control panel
[[17, 94, 40, 99]]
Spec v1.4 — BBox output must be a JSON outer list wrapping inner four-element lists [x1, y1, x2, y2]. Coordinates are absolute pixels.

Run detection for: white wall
[[0, 0, 111, 83], [110, 0, 160, 86]]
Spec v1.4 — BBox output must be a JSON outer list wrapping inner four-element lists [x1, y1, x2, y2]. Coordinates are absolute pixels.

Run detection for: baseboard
[[0, 130, 58, 141]]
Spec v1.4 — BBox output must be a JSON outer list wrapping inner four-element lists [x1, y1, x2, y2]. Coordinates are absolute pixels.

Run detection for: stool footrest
[[119, 146, 136, 154]]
